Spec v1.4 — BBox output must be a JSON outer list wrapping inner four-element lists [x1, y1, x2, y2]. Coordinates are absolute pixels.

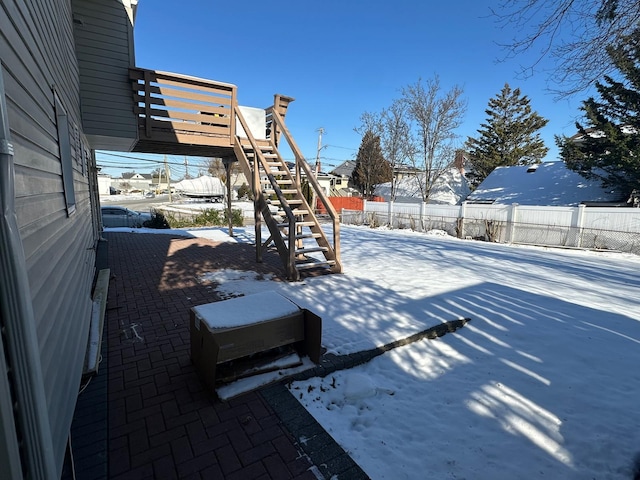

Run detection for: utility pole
[[315, 127, 324, 176], [164, 155, 172, 202], [184, 156, 190, 179]]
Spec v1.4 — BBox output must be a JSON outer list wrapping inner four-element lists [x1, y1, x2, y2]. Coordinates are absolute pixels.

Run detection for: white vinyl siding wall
[[73, 0, 138, 150], [1, 0, 98, 475]]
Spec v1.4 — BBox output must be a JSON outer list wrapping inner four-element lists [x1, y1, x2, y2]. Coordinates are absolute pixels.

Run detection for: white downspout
[[0, 67, 57, 478]]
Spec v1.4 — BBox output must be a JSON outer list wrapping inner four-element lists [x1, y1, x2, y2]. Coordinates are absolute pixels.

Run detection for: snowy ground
[[109, 224, 640, 479]]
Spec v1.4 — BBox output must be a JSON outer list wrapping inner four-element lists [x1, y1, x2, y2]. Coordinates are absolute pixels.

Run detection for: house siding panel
[[1, 0, 99, 475], [72, 0, 137, 150]]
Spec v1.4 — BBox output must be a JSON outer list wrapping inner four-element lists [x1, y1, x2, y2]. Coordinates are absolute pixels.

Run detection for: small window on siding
[[54, 92, 76, 215]]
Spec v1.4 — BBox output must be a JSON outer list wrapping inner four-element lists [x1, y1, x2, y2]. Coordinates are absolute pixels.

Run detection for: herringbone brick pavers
[[63, 230, 370, 479], [104, 232, 317, 479]]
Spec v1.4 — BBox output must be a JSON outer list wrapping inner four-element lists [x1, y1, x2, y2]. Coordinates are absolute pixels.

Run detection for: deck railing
[[130, 68, 237, 147]]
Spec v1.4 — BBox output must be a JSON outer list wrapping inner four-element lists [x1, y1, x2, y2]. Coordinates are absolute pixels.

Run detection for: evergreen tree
[[352, 130, 392, 199], [466, 84, 549, 188], [557, 29, 640, 197]]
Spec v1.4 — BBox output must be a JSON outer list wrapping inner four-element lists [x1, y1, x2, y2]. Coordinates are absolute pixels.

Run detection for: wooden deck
[[130, 68, 239, 156], [129, 67, 341, 280]]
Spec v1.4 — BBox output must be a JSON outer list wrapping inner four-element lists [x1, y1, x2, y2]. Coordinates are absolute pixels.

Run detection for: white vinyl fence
[[341, 201, 640, 255]]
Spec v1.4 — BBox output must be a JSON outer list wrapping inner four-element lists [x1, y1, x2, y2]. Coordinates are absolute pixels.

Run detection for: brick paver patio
[[64, 230, 368, 480]]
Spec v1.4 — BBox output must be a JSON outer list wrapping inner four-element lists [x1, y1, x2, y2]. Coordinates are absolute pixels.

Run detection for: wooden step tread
[[295, 259, 337, 270], [276, 220, 316, 228], [295, 247, 328, 254], [272, 199, 303, 205], [295, 233, 322, 239], [265, 189, 297, 195]]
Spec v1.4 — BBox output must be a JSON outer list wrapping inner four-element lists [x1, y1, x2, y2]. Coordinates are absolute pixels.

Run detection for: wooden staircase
[[232, 98, 341, 281], [127, 69, 340, 280]]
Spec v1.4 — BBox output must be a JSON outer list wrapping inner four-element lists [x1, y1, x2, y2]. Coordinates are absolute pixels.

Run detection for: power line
[[96, 151, 195, 168], [96, 153, 214, 182], [325, 144, 358, 151]]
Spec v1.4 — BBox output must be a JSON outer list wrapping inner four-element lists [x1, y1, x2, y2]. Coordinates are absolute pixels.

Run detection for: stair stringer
[[233, 104, 341, 280], [232, 140, 299, 280]]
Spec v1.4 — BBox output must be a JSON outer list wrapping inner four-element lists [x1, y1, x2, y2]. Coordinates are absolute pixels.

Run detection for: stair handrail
[[233, 105, 298, 279], [270, 111, 341, 262]]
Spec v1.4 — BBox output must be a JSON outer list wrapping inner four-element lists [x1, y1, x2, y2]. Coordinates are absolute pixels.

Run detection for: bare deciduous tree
[[494, 0, 640, 96], [355, 103, 414, 201], [401, 76, 467, 202], [379, 101, 415, 202], [205, 157, 242, 187]]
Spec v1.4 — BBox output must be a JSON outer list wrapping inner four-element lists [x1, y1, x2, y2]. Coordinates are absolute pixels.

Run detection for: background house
[[330, 160, 357, 194], [374, 167, 471, 205], [465, 161, 627, 206], [118, 171, 152, 192], [98, 173, 114, 195]]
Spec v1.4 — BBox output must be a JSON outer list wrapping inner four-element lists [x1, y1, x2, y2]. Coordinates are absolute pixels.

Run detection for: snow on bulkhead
[[191, 291, 301, 329]]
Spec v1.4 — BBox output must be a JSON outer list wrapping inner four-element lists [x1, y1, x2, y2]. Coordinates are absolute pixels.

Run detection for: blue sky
[[98, 0, 590, 178]]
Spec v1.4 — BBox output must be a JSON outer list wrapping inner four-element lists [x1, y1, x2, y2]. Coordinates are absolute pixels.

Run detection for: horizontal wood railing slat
[[134, 105, 230, 126], [137, 129, 233, 146], [132, 83, 233, 106], [137, 117, 231, 136], [130, 68, 236, 94], [132, 94, 230, 116]]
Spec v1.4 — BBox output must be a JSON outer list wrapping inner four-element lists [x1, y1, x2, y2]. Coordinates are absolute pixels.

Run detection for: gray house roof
[[331, 160, 356, 177], [465, 161, 626, 206]]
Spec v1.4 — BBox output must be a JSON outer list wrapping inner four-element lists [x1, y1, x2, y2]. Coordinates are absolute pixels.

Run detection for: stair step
[[272, 199, 303, 205], [277, 220, 316, 228], [295, 246, 328, 254], [296, 232, 322, 239], [242, 143, 272, 150], [295, 259, 337, 270], [265, 188, 297, 195], [245, 152, 276, 159]]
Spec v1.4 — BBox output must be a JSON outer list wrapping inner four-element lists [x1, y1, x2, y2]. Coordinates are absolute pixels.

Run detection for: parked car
[[101, 206, 151, 228]]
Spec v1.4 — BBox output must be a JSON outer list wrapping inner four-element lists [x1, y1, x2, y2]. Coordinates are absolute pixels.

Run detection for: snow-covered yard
[[114, 224, 640, 479]]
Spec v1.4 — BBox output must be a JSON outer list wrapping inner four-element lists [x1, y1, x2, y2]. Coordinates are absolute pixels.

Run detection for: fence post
[[363, 199, 368, 225], [458, 202, 467, 238], [507, 203, 518, 243], [571, 204, 586, 248], [387, 200, 394, 227]]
